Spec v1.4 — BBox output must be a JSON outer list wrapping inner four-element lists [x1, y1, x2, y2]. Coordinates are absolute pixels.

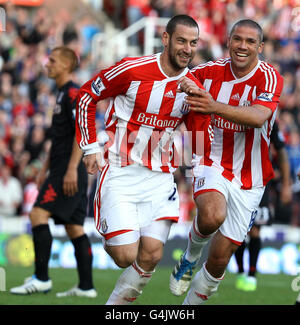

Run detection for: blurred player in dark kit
[[10, 47, 97, 298]]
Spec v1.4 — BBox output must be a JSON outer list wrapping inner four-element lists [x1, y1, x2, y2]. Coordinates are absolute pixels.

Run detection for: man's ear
[[258, 41, 264, 54], [162, 31, 170, 47], [61, 58, 72, 72], [226, 36, 230, 48]]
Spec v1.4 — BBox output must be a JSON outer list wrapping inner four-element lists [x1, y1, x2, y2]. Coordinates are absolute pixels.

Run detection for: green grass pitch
[[0, 265, 297, 305]]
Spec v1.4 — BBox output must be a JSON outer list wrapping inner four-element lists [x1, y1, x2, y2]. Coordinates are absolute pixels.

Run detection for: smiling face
[[228, 24, 264, 78], [162, 23, 199, 73]]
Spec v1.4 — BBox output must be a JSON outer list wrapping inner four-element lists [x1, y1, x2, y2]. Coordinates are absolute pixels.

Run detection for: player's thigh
[[65, 224, 85, 239], [193, 168, 228, 234], [138, 219, 172, 267], [105, 239, 140, 268], [219, 185, 264, 245], [94, 165, 142, 237], [137, 236, 164, 271], [30, 207, 51, 227], [195, 191, 226, 224], [34, 172, 82, 223]]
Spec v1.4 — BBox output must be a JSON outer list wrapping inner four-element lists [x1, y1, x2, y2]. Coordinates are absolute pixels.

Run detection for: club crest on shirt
[[257, 92, 273, 102], [53, 104, 61, 114], [197, 177, 205, 189], [180, 101, 190, 115], [91, 77, 106, 96], [101, 218, 108, 233]]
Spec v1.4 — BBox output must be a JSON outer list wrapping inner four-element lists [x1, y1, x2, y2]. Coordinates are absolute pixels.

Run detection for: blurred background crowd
[[0, 0, 300, 226]]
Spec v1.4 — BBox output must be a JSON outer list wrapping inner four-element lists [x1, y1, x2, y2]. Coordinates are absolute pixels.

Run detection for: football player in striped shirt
[[76, 15, 212, 304], [169, 19, 284, 304]]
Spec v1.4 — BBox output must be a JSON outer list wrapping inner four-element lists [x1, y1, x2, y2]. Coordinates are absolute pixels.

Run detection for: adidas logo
[[231, 93, 240, 101], [164, 90, 175, 98]]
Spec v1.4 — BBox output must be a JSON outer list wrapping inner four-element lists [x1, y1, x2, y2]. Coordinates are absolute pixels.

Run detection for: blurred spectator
[[126, 0, 155, 46], [21, 159, 42, 216], [287, 130, 300, 225], [12, 94, 35, 119], [173, 0, 187, 15], [0, 138, 14, 169], [287, 130, 300, 185], [24, 125, 45, 162], [0, 110, 11, 145], [76, 15, 101, 57], [0, 163, 23, 217], [151, 0, 174, 17]]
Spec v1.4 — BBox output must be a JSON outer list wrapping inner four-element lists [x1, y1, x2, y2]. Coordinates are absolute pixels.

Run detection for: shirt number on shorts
[[168, 187, 177, 201]]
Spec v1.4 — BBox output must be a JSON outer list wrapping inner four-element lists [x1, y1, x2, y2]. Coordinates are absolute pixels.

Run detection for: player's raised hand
[[185, 88, 216, 115], [177, 76, 199, 95], [83, 152, 103, 175]]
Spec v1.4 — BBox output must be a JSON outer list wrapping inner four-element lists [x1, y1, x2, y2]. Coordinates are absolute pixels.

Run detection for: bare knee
[[29, 207, 50, 227], [137, 237, 164, 272], [106, 244, 138, 268], [138, 247, 163, 270], [197, 210, 225, 235], [65, 224, 85, 239], [195, 193, 226, 235]]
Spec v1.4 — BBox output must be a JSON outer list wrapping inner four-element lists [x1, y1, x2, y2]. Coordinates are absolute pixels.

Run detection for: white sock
[[185, 217, 211, 262], [183, 263, 225, 305], [106, 261, 154, 305]]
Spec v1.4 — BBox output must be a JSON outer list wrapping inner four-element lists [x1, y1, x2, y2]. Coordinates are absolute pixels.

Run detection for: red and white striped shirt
[[76, 53, 210, 173], [191, 58, 283, 189]]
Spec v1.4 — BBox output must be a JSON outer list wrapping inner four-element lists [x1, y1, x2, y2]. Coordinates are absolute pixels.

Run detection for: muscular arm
[[203, 100, 272, 128], [63, 137, 83, 196], [178, 76, 272, 128]]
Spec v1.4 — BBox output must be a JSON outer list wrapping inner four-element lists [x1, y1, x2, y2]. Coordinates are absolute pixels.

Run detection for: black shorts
[[34, 161, 88, 225], [254, 183, 272, 226]]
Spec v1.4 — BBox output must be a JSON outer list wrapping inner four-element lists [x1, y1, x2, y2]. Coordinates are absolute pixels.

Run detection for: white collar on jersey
[[229, 59, 261, 83], [156, 52, 189, 79]]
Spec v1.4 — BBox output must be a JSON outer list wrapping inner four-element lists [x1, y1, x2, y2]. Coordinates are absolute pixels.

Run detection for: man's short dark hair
[[230, 19, 263, 42], [166, 15, 199, 37]]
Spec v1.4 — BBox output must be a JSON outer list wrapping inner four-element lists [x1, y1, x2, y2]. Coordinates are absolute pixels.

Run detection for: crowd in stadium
[[0, 0, 300, 226]]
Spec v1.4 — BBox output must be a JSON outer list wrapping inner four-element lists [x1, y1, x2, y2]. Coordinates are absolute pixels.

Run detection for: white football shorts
[[193, 165, 265, 245], [94, 164, 179, 245]]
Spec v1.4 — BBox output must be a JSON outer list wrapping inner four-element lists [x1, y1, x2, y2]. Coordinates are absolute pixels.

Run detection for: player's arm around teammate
[[178, 77, 272, 127], [169, 19, 284, 304]]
